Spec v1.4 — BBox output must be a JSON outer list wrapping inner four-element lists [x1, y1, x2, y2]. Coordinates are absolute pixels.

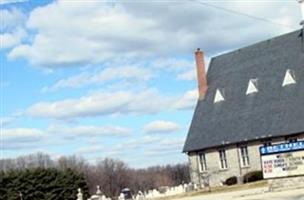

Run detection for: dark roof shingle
[[183, 30, 304, 152]]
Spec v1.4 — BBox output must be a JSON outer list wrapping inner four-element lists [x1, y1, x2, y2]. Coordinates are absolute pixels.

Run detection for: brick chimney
[[195, 48, 208, 100]]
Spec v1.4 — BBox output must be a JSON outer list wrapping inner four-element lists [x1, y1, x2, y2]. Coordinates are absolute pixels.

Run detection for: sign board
[[260, 141, 304, 179]]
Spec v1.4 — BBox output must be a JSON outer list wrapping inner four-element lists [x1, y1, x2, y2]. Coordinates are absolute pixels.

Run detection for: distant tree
[[0, 158, 15, 172], [94, 158, 130, 197], [165, 163, 190, 185], [57, 155, 88, 172], [0, 153, 191, 198]]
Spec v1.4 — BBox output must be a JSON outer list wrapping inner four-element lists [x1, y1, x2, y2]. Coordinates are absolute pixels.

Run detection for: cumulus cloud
[[8, 1, 159, 67], [0, 8, 27, 49], [0, 0, 27, 5], [27, 88, 198, 120], [144, 138, 185, 156], [177, 69, 196, 81], [27, 89, 175, 120], [2, 123, 132, 150], [0, 7, 26, 31], [3, 128, 43, 141], [43, 65, 153, 91], [2, 128, 45, 150], [176, 57, 210, 81], [105, 135, 161, 157], [42, 57, 197, 93], [0, 117, 14, 126], [173, 89, 198, 110], [76, 145, 104, 154], [8, 1, 299, 68], [48, 124, 131, 139], [151, 58, 194, 72], [0, 28, 27, 49], [143, 120, 181, 134]]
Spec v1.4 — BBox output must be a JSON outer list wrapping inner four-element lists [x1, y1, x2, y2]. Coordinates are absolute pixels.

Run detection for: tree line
[[0, 152, 190, 198]]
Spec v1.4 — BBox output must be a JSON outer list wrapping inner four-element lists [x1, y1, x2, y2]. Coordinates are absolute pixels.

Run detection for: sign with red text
[[261, 150, 304, 179]]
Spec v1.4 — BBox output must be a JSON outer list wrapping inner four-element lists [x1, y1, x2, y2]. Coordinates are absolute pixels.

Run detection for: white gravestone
[[118, 193, 125, 200], [77, 188, 83, 200]]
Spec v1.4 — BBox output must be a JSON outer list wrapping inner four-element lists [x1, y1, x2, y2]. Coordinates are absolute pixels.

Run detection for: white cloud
[[176, 57, 210, 81], [151, 58, 194, 72], [8, 1, 159, 67], [119, 135, 161, 149], [104, 135, 161, 157], [143, 120, 180, 134], [27, 88, 198, 120], [0, 7, 25, 31], [41, 57, 198, 93], [76, 145, 104, 154], [2, 123, 132, 150], [0, 8, 27, 49], [0, 28, 26, 49], [173, 89, 198, 110], [43, 65, 153, 91], [27, 89, 174, 120], [177, 69, 196, 81], [2, 128, 45, 150], [0, 0, 27, 5], [8, 1, 299, 68], [48, 124, 131, 139], [0, 117, 14, 126], [144, 138, 185, 156], [3, 128, 43, 141]]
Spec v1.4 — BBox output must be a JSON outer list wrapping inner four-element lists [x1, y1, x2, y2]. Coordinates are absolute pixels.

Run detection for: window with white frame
[[239, 146, 250, 167], [198, 153, 207, 172], [219, 149, 228, 169]]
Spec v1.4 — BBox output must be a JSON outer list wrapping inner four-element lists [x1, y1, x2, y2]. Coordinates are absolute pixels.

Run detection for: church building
[[183, 29, 304, 187]]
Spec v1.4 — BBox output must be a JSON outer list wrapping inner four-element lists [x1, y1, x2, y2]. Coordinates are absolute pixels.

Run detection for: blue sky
[[0, 0, 301, 168]]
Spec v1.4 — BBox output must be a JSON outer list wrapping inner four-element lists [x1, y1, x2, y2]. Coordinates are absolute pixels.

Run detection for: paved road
[[177, 187, 304, 200]]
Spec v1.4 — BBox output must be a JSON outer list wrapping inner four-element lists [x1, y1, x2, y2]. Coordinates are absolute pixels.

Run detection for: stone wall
[[188, 134, 304, 187], [205, 146, 241, 186], [189, 143, 261, 187], [188, 153, 200, 186]]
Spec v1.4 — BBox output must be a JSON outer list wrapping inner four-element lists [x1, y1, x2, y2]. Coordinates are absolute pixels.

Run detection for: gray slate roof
[[183, 30, 304, 153]]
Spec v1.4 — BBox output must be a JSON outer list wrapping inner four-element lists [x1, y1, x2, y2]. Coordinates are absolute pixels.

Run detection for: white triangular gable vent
[[214, 89, 224, 103], [282, 69, 296, 86], [246, 79, 258, 95]]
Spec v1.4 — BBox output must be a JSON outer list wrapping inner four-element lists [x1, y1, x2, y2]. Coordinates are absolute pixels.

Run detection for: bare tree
[[57, 155, 87, 172], [0, 153, 190, 198], [0, 158, 15, 172], [95, 158, 130, 197]]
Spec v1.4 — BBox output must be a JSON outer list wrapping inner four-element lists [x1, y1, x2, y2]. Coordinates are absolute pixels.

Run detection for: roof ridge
[[212, 29, 302, 60]]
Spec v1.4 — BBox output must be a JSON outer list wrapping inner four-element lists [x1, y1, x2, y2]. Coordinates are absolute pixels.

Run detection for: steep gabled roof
[[183, 30, 304, 153]]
